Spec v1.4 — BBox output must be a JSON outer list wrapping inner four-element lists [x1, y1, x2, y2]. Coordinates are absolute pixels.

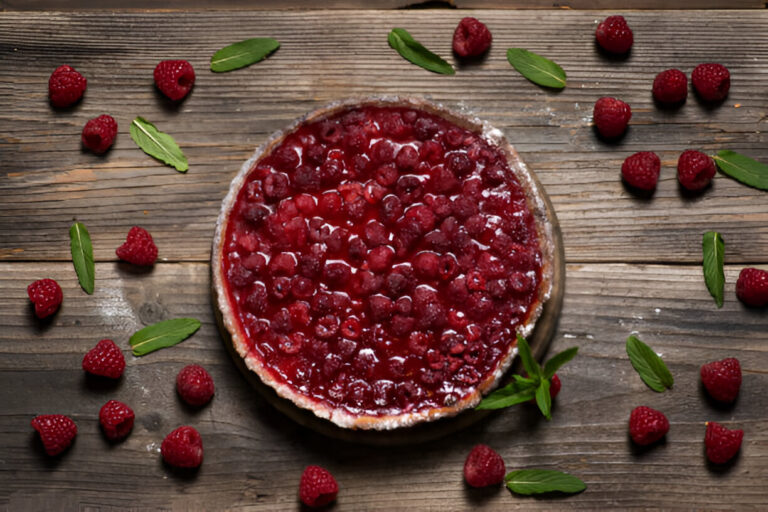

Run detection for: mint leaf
[[211, 38, 279, 72], [535, 378, 552, 420], [388, 28, 454, 75], [505, 469, 586, 495], [713, 150, 768, 190], [506, 48, 566, 89], [702, 231, 725, 308], [626, 335, 674, 392], [130, 117, 188, 172], [69, 222, 94, 294], [477, 380, 537, 410], [543, 347, 579, 379], [129, 318, 201, 356], [517, 333, 542, 380]]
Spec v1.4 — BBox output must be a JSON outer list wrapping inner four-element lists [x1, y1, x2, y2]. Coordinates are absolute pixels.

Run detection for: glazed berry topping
[[222, 106, 543, 417]]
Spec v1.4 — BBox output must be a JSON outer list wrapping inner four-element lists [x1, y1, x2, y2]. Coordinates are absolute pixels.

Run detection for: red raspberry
[[27, 278, 63, 319], [299, 465, 339, 508], [735, 268, 768, 307], [81, 114, 117, 154], [463, 444, 505, 487], [692, 63, 730, 102], [48, 65, 86, 107], [705, 421, 743, 464], [161, 426, 203, 468], [452, 17, 492, 57], [700, 358, 741, 403], [82, 339, 126, 379], [99, 400, 135, 441], [652, 69, 688, 104], [31, 414, 77, 456], [153, 60, 195, 101], [677, 150, 716, 191], [621, 151, 661, 191], [595, 15, 633, 54], [549, 373, 562, 399], [593, 97, 632, 139], [629, 406, 669, 446], [116, 226, 158, 265], [176, 364, 215, 406]]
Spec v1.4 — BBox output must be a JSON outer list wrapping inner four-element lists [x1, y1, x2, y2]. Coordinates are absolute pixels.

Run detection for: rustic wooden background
[[1, 7, 767, 511]]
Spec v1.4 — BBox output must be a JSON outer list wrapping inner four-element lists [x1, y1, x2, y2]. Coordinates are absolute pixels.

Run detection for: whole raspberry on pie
[[213, 98, 554, 430]]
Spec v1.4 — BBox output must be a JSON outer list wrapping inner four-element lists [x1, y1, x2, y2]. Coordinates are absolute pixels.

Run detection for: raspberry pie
[[213, 98, 554, 430]]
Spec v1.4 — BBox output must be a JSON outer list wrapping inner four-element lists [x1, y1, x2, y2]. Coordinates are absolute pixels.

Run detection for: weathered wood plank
[[1, 10, 767, 264], [1, 261, 766, 510]]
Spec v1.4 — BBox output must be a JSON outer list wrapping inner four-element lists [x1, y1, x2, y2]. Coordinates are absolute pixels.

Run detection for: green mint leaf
[[129, 318, 201, 356], [512, 374, 537, 386], [388, 28, 454, 75], [702, 231, 725, 308], [69, 222, 94, 294], [476, 380, 538, 410], [626, 335, 674, 392], [130, 117, 188, 172], [211, 38, 280, 72], [505, 469, 586, 496], [543, 346, 579, 380], [713, 150, 768, 190], [535, 378, 552, 420], [517, 333, 542, 380], [506, 48, 566, 89]]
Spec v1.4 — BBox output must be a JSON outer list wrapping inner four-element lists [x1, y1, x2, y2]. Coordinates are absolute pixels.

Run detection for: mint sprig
[[477, 334, 578, 419]]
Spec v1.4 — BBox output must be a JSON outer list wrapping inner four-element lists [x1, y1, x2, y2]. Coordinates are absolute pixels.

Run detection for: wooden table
[[1, 8, 767, 511]]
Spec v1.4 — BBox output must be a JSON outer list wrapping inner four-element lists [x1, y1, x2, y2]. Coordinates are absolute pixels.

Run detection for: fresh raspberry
[[652, 69, 688, 105], [116, 226, 158, 265], [161, 426, 203, 468], [629, 406, 669, 446], [593, 97, 632, 139], [153, 60, 195, 101], [705, 421, 743, 464], [176, 364, 215, 407], [82, 339, 126, 379], [463, 444, 505, 487], [48, 65, 86, 107], [735, 268, 768, 307], [677, 150, 716, 191], [549, 373, 562, 399], [99, 400, 135, 441], [621, 152, 661, 191], [27, 278, 63, 319], [595, 15, 633, 54], [692, 63, 730, 102], [452, 17, 492, 57], [299, 465, 339, 508], [81, 114, 117, 154], [31, 414, 77, 456], [700, 358, 741, 403]]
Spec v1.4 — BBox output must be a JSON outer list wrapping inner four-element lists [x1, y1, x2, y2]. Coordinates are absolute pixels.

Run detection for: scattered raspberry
[[48, 65, 86, 107], [595, 15, 633, 54], [81, 114, 117, 154], [99, 400, 135, 441], [27, 278, 63, 319], [705, 421, 743, 464], [692, 63, 730, 102], [677, 150, 716, 191], [652, 69, 688, 105], [550, 373, 562, 399], [299, 465, 339, 508], [621, 151, 661, 191], [116, 226, 158, 265], [735, 268, 768, 307], [629, 406, 669, 446], [452, 17, 492, 57], [31, 414, 77, 456], [593, 97, 632, 139], [700, 358, 741, 403], [463, 444, 505, 487], [82, 339, 126, 379], [176, 364, 215, 407], [161, 426, 203, 468], [153, 60, 195, 101]]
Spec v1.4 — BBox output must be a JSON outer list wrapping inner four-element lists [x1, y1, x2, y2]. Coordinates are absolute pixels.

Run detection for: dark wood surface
[[1, 9, 767, 511]]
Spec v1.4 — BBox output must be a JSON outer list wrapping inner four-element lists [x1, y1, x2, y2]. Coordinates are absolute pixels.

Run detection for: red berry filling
[[222, 106, 543, 417]]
